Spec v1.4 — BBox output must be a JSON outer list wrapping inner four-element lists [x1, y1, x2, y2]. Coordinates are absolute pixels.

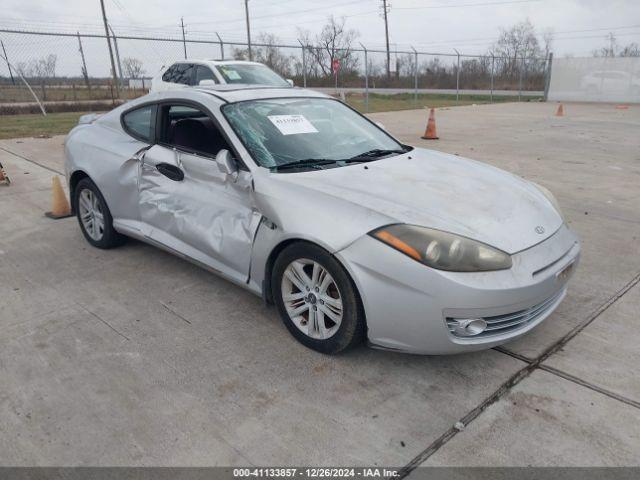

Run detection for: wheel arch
[[68, 169, 90, 213]]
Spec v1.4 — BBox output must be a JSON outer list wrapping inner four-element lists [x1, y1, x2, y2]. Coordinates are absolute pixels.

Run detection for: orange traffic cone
[[421, 108, 439, 140], [0, 162, 10, 185], [555, 104, 564, 117], [45, 176, 73, 219]]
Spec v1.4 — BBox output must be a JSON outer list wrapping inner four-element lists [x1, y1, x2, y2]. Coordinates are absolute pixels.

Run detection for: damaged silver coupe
[[64, 85, 580, 354]]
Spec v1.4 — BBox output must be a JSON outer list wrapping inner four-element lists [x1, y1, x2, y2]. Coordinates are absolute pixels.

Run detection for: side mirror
[[199, 79, 217, 86], [215, 149, 239, 181], [286, 79, 294, 87]]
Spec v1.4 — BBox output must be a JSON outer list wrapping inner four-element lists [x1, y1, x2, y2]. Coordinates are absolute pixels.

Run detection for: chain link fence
[[0, 28, 548, 114]]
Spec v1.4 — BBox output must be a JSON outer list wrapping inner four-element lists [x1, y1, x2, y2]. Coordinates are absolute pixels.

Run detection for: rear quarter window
[[122, 105, 155, 142], [162, 65, 177, 82], [175, 64, 195, 85]]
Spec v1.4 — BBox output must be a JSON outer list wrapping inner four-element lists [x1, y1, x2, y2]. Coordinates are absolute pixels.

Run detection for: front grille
[[446, 289, 565, 339]]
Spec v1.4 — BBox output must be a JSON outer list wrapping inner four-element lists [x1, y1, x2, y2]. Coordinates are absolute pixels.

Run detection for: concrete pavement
[[0, 102, 638, 467]]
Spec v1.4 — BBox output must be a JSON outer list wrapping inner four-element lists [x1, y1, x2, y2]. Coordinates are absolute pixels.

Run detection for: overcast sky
[[1, 0, 639, 79], [2, 0, 639, 56]]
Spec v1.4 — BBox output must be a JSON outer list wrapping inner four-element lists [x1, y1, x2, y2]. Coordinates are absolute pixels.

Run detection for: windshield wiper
[[271, 158, 338, 171], [271, 148, 407, 171], [344, 148, 407, 163]]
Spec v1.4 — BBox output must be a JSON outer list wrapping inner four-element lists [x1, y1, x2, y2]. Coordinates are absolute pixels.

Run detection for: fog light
[[453, 318, 487, 337]]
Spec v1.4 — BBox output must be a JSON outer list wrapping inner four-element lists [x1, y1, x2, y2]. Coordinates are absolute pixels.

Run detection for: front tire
[[272, 242, 365, 354], [74, 177, 125, 249]]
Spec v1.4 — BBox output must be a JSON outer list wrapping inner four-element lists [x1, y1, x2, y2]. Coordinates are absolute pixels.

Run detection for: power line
[[186, 0, 369, 26], [394, 0, 541, 9]]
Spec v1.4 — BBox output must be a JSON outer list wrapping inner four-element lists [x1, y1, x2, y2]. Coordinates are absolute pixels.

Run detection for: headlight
[[532, 182, 564, 220], [370, 225, 512, 272]]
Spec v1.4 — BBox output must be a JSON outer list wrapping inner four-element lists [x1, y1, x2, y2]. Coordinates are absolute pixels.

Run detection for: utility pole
[[99, 0, 119, 98], [607, 32, 615, 57], [77, 32, 90, 90], [0, 40, 14, 85], [244, 0, 252, 61], [181, 17, 187, 59], [108, 24, 123, 88], [381, 0, 391, 80]]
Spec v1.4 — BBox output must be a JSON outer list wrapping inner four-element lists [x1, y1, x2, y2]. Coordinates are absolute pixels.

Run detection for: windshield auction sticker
[[268, 115, 319, 135]]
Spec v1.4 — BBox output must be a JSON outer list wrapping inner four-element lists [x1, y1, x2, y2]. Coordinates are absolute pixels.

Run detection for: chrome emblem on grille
[[535, 226, 545, 234]]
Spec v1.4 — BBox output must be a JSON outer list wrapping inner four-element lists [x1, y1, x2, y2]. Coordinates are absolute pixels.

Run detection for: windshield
[[215, 64, 291, 87], [223, 98, 405, 169]]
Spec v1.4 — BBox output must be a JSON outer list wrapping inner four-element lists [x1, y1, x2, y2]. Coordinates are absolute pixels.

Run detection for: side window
[[122, 105, 155, 142], [162, 65, 176, 82], [160, 104, 231, 157], [195, 66, 217, 85], [175, 64, 195, 85]]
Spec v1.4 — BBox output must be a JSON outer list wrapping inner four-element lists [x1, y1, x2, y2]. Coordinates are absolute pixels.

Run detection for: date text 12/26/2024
[[233, 468, 400, 478]]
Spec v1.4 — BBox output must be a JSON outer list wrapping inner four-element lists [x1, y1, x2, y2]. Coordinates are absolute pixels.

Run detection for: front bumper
[[336, 224, 580, 354]]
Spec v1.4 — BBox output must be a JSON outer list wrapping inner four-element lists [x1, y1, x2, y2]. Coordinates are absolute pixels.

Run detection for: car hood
[[267, 148, 563, 254]]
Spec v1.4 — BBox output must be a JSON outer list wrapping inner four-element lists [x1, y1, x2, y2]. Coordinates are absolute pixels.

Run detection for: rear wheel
[[272, 242, 365, 354], [74, 177, 125, 249]]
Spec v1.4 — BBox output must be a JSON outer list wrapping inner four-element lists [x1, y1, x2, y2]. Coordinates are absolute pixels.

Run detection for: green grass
[[0, 111, 95, 139], [344, 92, 541, 113], [0, 85, 144, 103], [0, 92, 543, 139]]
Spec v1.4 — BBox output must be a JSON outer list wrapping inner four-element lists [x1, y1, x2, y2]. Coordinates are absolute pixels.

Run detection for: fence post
[[543, 52, 553, 101], [0, 39, 15, 85], [216, 32, 225, 60], [518, 56, 524, 101], [490, 54, 494, 103], [454, 48, 460, 103], [360, 43, 369, 113], [334, 52, 338, 94], [298, 39, 307, 88], [108, 25, 124, 89], [411, 46, 418, 106]]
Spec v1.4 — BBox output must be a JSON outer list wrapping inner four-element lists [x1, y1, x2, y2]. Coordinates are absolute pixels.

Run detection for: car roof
[[192, 85, 329, 103], [171, 59, 267, 67]]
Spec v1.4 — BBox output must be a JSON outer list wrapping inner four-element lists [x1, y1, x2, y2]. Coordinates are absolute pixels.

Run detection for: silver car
[[64, 85, 580, 355]]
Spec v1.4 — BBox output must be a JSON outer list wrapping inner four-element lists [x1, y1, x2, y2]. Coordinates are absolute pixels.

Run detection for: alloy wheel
[[281, 258, 343, 340], [78, 188, 105, 241]]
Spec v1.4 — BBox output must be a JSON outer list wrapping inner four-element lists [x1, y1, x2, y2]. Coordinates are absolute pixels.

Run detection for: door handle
[[156, 163, 184, 182]]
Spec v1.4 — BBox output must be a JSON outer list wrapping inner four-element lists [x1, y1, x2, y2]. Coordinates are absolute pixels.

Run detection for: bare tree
[[298, 16, 359, 77], [15, 61, 29, 77], [541, 28, 554, 59], [233, 33, 294, 77], [31, 54, 57, 80], [592, 33, 640, 57], [122, 57, 146, 78], [492, 19, 542, 78], [620, 42, 640, 57], [396, 53, 416, 78]]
